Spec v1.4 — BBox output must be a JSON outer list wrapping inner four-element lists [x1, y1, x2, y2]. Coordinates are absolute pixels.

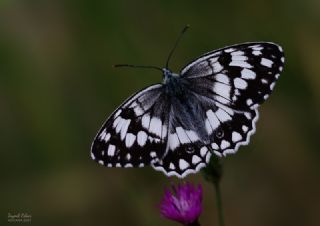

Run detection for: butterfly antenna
[[113, 64, 162, 72], [165, 25, 190, 69]]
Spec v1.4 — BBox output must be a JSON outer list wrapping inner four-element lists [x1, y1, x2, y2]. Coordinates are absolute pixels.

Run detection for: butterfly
[[90, 27, 284, 178]]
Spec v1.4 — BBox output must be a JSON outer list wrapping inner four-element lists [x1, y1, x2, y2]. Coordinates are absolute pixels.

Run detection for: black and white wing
[[181, 42, 284, 109], [91, 84, 170, 168], [153, 42, 284, 177], [152, 91, 213, 178], [182, 42, 284, 154], [91, 42, 284, 178]]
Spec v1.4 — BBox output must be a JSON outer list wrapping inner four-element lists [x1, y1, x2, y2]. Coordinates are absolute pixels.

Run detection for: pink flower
[[159, 183, 202, 225]]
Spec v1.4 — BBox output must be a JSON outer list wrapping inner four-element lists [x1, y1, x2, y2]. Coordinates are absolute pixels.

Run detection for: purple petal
[[159, 183, 203, 225]]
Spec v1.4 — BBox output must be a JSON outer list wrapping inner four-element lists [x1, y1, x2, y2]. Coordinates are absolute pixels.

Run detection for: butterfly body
[[91, 42, 284, 178], [162, 69, 185, 97]]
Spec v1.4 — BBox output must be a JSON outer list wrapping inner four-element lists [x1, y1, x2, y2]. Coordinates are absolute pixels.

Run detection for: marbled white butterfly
[[91, 26, 284, 178]]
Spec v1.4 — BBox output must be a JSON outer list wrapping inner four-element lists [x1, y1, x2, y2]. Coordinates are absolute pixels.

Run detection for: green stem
[[213, 181, 224, 226], [202, 155, 225, 226]]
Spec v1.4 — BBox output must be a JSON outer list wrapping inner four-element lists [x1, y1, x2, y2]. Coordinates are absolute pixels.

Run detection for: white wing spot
[[215, 108, 232, 122], [200, 147, 208, 157], [125, 133, 136, 148], [137, 131, 148, 146], [176, 127, 189, 144], [213, 82, 231, 100], [205, 119, 213, 134], [215, 73, 230, 84], [90, 152, 95, 160], [206, 110, 220, 130], [241, 68, 256, 79], [232, 132, 242, 142], [231, 50, 244, 56], [215, 102, 234, 116], [231, 55, 248, 61], [224, 48, 235, 53], [192, 155, 202, 165], [261, 78, 268, 84], [186, 130, 199, 142], [133, 106, 144, 116], [107, 144, 116, 156], [246, 99, 253, 106], [252, 104, 259, 109], [242, 125, 249, 132], [209, 57, 218, 64], [229, 61, 253, 68], [270, 82, 276, 90], [261, 58, 273, 68], [234, 78, 248, 89], [99, 129, 107, 140], [215, 95, 230, 105], [252, 50, 262, 56], [161, 124, 167, 139], [244, 112, 252, 119], [169, 163, 175, 170], [169, 133, 180, 150], [149, 117, 162, 137], [113, 116, 121, 128], [98, 160, 104, 165], [221, 140, 230, 149], [124, 163, 133, 168], [141, 114, 150, 129], [120, 119, 131, 140], [205, 152, 212, 163], [104, 133, 111, 143], [263, 94, 269, 100], [129, 102, 137, 108], [252, 46, 263, 51], [211, 143, 219, 150], [179, 159, 190, 170], [114, 110, 122, 118], [115, 117, 126, 133], [212, 62, 224, 73]]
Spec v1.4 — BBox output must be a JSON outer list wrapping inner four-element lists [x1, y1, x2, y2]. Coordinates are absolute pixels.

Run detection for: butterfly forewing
[[91, 84, 169, 168], [181, 42, 284, 110]]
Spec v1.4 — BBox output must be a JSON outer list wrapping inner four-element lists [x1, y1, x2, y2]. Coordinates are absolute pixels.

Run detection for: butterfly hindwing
[[152, 91, 212, 177], [152, 91, 258, 177]]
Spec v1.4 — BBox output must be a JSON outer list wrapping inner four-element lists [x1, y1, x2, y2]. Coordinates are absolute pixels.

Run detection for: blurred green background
[[1, 0, 319, 226]]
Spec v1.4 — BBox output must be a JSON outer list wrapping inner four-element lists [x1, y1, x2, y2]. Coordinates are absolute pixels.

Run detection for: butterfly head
[[162, 68, 179, 84]]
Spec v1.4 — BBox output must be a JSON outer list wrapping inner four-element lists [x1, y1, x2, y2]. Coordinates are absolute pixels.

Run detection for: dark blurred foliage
[[0, 0, 319, 226]]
